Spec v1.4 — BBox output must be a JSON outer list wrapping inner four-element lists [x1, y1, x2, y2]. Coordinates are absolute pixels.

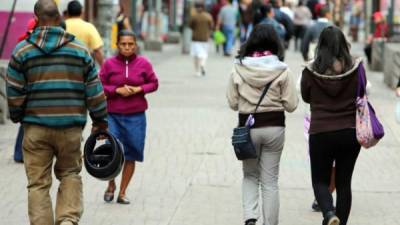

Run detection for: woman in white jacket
[[227, 24, 298, 225]]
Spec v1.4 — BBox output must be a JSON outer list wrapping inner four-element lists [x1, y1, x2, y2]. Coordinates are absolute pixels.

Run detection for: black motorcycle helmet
[[84, 131, 125, 181]]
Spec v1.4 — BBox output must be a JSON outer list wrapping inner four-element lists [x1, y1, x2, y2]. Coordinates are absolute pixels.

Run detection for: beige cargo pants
[[23, 124, 83, 225]]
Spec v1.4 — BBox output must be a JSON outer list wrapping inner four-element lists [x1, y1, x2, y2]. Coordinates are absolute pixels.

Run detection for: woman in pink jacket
[[100, 30, 159, 204]]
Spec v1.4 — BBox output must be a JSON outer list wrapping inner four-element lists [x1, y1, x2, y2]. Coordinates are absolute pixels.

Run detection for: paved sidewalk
[[0, 43, 399, 225]]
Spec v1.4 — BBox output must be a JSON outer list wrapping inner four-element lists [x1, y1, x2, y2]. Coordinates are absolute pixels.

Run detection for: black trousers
[[364, 44, 372, 64], [309, 128, 361, 225]]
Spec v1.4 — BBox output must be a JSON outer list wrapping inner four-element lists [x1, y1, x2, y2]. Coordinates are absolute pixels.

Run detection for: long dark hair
[[313, 26, 353, 74], [237, 24, 285, 62]]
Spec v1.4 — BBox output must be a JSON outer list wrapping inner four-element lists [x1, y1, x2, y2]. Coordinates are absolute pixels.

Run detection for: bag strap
[[254, 81, 274, 114], [356, 63, 366, 98], [236, 69, 277, 114]]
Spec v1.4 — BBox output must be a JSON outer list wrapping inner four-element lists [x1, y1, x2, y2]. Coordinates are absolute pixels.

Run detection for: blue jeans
[[14, 125, 24, 161], [222, 25, 235, 55]]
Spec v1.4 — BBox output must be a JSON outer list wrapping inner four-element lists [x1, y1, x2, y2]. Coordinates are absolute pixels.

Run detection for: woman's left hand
[[126, 85, 143, 95]]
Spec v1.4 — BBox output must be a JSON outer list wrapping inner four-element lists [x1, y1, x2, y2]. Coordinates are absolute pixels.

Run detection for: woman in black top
[[301, 26, 365, 225]]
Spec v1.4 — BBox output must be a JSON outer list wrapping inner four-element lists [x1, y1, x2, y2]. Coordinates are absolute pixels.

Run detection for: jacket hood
[[234, 55, 288, 88], [27, 26, 75, 54], [304, 57, 363, 97]]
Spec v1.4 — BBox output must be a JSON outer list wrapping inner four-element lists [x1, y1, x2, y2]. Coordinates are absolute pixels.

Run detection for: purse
[[355, 63, 384, 148], [231, 81, 274, 160]]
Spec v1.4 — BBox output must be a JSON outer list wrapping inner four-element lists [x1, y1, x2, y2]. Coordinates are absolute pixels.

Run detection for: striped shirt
[[7, 26, 107, 128]]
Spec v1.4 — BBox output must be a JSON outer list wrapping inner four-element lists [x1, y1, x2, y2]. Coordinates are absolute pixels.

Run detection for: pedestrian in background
[[217, 0, 238, 56], [116, 4, 133, 32], [227, 24, 298, 225], [270, 0, 294, 49], [260, 4, 286, 40], [293, 1, 312, 51], [190, 1, 214, 77], [301, 5, 331, 61], [100, 30, 159, 204], [6, 1, 108, 224], [301, 26, 364, 225], [364, 11, 388, 64], [65, 0, 104, 65], [211, 0, 227, 53]]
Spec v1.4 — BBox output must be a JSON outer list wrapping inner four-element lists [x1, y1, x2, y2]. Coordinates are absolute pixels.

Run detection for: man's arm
[[6, 56, 27, 123], [84, 55, 108, 132], [93, 47, 104, 65]]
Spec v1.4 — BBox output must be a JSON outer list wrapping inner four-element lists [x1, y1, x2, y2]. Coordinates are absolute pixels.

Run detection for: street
[[0, 42, 400, 225]]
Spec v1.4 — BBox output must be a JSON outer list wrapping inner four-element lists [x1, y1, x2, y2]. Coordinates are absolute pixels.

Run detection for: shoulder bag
[[231, 80, 274, 160], [355, 63, 384, 148]]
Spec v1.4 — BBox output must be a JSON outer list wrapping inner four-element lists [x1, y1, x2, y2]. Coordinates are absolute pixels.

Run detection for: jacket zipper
[[125, 60, 128, 78]]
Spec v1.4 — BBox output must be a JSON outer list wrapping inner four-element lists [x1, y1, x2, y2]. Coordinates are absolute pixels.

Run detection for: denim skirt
[[108, 112, 146, 162]]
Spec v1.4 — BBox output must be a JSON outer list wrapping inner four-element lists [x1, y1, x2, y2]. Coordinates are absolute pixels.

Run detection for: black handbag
[[231, 80, 274, 160]]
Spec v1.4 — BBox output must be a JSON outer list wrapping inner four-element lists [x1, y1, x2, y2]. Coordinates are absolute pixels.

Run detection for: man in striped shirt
[[6, 1, 107, 225]]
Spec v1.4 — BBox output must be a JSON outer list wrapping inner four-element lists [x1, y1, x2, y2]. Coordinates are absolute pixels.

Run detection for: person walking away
[[190, 2, 214, 77], [217, 0, 238, 56], [227, 24, 298, 225], [116, 4, 132, 32], [280, 1, 294, 20], [364, 11, 388, 64], [270, 0, 294, 49], [306, 0, 319, 20], [65, 0, 104, 65], [211, 0, 227, 53], [6, 1, 108, 225], [260, 4, 286, 40], [301, 26, 365, 225], [100, 30, 159, 204], [349, 0, 362, 42], [293, 1, 312, 51], [301, 5, 331, 61]]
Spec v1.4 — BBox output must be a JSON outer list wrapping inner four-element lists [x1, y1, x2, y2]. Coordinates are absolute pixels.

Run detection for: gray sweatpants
[[242, 126, 285, 225]]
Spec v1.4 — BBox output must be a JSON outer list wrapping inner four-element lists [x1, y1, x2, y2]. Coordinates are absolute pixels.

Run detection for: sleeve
[[226, 71, 239, 111], [6, 55, 27, 123], [99, 61, 118, 98], [84, 55, 108, 129], [281, 69, 299, 112], [300, 69, 311, 103], [88, 24, 104, 50], [140, 59, 159, 94]]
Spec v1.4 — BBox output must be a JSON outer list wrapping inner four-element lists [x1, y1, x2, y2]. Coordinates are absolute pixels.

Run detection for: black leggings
[[309, 129, 361, 225]]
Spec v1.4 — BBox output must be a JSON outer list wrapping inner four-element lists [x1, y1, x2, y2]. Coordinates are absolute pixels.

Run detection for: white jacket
[[227, 55, 298, 114]]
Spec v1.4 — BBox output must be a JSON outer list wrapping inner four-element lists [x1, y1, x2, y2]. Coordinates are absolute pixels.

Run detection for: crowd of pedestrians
[[4, 0, 398, 225]]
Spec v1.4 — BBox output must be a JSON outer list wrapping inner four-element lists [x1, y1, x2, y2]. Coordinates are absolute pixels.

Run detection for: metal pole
[[388, 0, 395, 37], [0, 0, 17, 58], [182, 0, 192, 54], [97, 0, 115, 57], [131, 0, 137, 32]]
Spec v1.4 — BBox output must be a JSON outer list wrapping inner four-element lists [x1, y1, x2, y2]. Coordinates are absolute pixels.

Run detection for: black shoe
[[245, 219, 256, 225], [103, 191, 114, 203], [323, 211, 340, 225], [201, 67, 206, 76], [312, 200, 321, 212], [117, 196, 130, 204]]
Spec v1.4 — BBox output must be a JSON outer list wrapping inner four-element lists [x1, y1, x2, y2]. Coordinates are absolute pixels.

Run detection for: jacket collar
[[116, 53, 137, 62]]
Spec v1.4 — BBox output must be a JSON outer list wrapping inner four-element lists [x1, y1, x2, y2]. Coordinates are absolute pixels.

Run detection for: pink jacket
[[99, 54, 159, 114]]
